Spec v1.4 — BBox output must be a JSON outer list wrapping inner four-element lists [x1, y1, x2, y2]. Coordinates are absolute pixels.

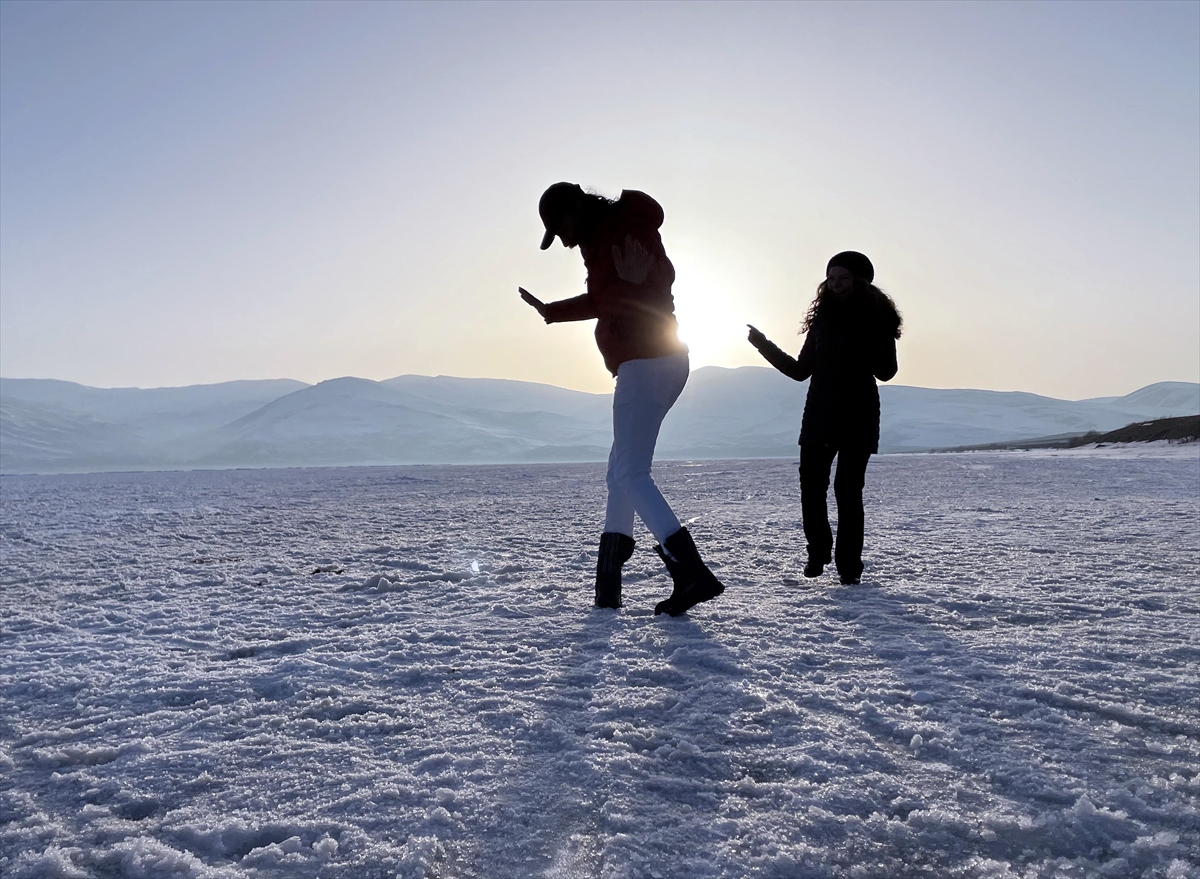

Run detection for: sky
[[1, 1, 1197, 399]]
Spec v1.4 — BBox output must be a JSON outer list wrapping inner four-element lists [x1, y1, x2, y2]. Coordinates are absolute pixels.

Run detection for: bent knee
[[607, 467, 653, 493]]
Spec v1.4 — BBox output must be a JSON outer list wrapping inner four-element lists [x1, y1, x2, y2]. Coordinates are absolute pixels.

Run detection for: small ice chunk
[[910, 734, 924, 752], [911, 691, 936, 704], [312, 836, 338, 860]]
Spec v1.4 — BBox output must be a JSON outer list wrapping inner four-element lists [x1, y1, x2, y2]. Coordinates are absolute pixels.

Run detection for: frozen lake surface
[[2, 450, 1198, 878]]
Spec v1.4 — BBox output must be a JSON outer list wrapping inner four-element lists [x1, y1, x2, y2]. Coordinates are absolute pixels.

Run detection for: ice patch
[[542, 834, 600, 878], [33, 745, 120, 767], [394, 835, 446, 879], [355, 572, 406, 592], [112, 838, 228, 878], [9, 846, 90, 879]]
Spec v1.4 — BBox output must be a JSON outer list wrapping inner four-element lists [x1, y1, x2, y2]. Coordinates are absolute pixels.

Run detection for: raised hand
[[747, 324, 768, 349], [519, 287, 549, 321], [611, 235, 656, 285]]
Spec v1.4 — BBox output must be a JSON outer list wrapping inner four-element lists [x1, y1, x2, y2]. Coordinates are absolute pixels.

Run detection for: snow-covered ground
[[1016, 442, 1200, 460], [2, 452, 1197, 879]]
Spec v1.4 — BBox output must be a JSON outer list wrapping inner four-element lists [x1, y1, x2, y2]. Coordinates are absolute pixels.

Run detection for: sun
[[673, 275, 747, 368], [666, 237, 765, 369]]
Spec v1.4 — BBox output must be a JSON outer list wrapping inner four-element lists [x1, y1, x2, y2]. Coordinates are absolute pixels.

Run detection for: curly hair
[[802, 277, 903, 340], [573, 189, 619, 244]]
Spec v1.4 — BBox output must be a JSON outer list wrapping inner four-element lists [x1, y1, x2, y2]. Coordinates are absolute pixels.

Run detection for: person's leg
[[597, 374, 641, 608], [799, 441, 836, 572], [598, 354, 688, 608], [606, 354, 722, 617], [833, 447, 872, 584], [607, 354, 689, 544], [594, 531, 635, 608], [603, 441, 637, 539]]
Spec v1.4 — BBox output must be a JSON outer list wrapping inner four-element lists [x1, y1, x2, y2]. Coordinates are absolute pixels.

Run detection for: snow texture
[[2, 448, 1198, 878]]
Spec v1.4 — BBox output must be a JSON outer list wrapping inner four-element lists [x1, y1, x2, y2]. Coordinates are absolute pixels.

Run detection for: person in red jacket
[[520, 182, 724, 616]]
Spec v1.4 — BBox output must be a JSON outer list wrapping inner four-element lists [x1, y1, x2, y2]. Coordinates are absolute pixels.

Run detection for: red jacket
[[542, 191, 688, 375]]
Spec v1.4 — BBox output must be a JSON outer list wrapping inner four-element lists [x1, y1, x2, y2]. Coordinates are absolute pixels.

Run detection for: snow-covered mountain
[[1, 371, 1196, 473], [0, 378, 308, 473], [194, 377, 611, 468], [878, 382, 1200, 452]]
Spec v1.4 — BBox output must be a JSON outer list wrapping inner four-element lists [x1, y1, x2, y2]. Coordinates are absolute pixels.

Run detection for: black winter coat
[[754, 294, 899, 454]]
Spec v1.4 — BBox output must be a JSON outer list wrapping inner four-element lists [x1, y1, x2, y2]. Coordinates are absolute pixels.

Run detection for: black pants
[[799, 441, 872, 580]]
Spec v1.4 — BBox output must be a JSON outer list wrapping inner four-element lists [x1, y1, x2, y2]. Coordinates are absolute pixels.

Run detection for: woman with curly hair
[[747, 251, 902, 585], [519, 182, 724, 616]]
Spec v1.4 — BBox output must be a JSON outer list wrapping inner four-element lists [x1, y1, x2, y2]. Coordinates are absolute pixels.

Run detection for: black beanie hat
[[826, 251, 874, 283]]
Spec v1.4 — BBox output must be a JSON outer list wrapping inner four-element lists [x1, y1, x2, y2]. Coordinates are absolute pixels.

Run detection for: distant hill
[[1068, 415, 1199, 447], [0, 378, 308, 473], [935, 414, 1200, 452], [1, 371, 1197, 474]]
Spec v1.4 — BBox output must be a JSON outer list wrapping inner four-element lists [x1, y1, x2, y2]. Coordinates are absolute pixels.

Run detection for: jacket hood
[[617, 190, 664, 230]]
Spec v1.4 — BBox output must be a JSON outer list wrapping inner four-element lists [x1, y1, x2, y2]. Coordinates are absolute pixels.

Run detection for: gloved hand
[[612, 235, 656, 285]]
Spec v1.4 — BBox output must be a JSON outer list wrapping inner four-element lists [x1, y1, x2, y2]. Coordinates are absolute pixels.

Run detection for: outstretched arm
[[519, 287, 597, 324], [747, 325, 813, 382]]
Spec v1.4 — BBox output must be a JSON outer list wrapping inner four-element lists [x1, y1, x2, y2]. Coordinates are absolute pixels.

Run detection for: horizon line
[[2, 369, 1198, 404]]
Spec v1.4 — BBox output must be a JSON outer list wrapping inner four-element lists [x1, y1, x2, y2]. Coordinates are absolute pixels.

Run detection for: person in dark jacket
[[747, 251, 902, 584], [520, 182, 724, 616]]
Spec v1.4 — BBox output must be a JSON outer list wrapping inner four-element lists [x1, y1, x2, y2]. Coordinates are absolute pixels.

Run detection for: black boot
[[652, 541, 687, 604], [595, 532, 635, 608], [652, 528, 724, 617], [803, 559, 826, 579], [652, 541, 689, 614]]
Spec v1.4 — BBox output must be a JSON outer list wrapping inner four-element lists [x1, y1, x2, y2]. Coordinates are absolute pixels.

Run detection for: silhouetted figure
[[520, 183, 724, 615], [748, 251, 902, 584]]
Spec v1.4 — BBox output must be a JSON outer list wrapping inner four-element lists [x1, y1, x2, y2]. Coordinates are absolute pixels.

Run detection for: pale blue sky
[[2, 0, 1197, 397]]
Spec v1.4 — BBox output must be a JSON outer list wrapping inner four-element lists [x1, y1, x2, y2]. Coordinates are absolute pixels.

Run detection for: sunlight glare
[[671, 247, 755, 368]]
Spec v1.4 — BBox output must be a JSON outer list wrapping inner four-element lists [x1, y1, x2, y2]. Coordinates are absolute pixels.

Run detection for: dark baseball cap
[[538, 182, 585, 249]]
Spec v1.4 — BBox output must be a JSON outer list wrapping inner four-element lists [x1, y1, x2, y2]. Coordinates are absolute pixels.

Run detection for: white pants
[[604, 352, 690, 542]]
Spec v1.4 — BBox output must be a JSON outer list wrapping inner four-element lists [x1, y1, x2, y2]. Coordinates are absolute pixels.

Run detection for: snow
[[930, 441, 1200, 462], [2, 452, 1198, 878], [1019, 441, 1200, 460]]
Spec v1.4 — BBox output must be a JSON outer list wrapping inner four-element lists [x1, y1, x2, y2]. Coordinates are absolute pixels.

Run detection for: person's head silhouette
[[537, 182, 617, 251], [538, 182, 586, 249]]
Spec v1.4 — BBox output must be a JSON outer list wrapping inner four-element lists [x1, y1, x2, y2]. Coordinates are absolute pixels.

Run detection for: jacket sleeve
[[872, 334, 898, 382], [542, 293, 597, 323], [752, 333, 812, 382]]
